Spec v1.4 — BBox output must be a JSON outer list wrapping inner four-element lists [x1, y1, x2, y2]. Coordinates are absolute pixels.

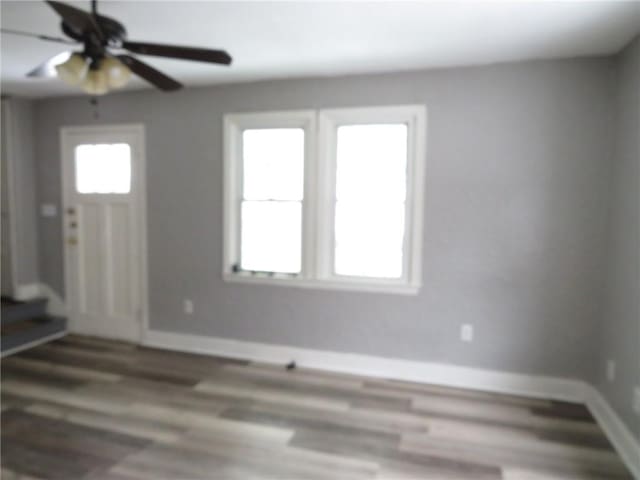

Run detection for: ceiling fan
[[1, 0, 232, 94]]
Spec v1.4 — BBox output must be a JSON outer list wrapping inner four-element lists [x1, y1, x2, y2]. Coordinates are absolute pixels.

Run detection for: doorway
[[61, 124, 147, 341]]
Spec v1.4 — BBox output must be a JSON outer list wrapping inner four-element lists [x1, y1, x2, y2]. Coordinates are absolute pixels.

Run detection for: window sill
[[223, 272, 420, 295]]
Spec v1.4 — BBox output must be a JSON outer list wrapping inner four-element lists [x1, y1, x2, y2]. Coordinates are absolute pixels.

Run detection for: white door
[[61, 125, 146, 341]]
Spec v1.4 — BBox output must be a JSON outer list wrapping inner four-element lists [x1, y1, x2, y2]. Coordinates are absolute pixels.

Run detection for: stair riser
[[1, 317, 67, 354], [1, 299, 48, 326]]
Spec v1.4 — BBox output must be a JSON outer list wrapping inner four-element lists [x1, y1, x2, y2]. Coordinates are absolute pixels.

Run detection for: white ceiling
[[2, 1, 639, 98]]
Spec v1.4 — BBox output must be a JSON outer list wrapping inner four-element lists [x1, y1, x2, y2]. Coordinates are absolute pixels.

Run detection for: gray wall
[[597, 37, 640, 440], [34, 57, 616, 380], [2, 97, 40, 287]]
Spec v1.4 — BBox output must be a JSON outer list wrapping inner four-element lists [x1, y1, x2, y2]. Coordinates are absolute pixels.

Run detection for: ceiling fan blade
[[122, 41, 232, 65], [117, 55, 182, 91], [1, 28, 77, 45], [27, 51, 72, 77], [45, 0, 103, 39]]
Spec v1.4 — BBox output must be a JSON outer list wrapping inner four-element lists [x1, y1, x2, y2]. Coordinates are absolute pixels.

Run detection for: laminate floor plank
[[2, 410, 150, 479], [401, 432, 631, 479], [195, 378, 352, 411], [24, 402, 186, 443], [1, 336, 632, 479], [1, 362, 86, 389], [411, 395, 604, 434], [201, 369, 400, 407], [77, 379, 251, 416], [2, 355, 123, 383], [1, 468, 46, 480], [2, 378, 132, 414], [291, 428, 502, 479], [219, 399, 430, 435], [223, 363, 365, 390], [21, 345, 201, 386], [364, 379, 555, 408]]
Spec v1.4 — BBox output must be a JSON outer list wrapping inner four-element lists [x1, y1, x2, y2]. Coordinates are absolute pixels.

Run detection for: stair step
[[1, 297, 48, 326], [1, 316, 67, 354]]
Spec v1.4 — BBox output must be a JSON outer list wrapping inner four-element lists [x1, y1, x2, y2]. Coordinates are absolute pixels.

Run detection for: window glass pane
[[75, 143, 131, 194], [334, 124, 408, 279], [335, 124, 407, 202], [241, 201, 302, 273], [243, 129, 304, 201], [334, 200, 405, 278]]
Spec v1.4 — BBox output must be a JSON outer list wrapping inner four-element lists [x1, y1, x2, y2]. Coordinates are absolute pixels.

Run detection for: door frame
[[1, 99, 19, 298], [60, 123, 148, 342]]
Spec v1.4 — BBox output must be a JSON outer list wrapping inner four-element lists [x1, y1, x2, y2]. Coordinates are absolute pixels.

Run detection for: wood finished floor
[[0, 335, 632, 480]]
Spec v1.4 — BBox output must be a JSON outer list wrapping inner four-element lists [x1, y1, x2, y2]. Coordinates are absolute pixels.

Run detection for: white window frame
[[223, 105, 426, 295]]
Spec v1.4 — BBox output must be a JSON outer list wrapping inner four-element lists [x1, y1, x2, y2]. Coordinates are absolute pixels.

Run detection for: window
[[75, 143, 131, 194], [224, 105, 425, 294], [240, 128, 304, 274]]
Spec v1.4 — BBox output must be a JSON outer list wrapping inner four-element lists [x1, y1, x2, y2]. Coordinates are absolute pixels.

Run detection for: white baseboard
[[585, 385, 640, 479], [144, 328, 640, 477], [37, 283, 67, 317], [143, 329, 586, 402], [13, 283, 41, 301]]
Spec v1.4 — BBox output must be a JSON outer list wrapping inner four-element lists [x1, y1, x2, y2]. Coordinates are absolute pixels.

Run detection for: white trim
[[585, 385, 640, 479], [1, 330, 67, 358], [223, 110, 316, 280], [143, 329, 585, 402], [38, 283, 67, 317], [223, 272, 419, 295], [317, 105, 426, 290], [13, 283, 41, 301], [1, 99, 20, 297], [10, 283, 66, 315], [223, 105, 426, 295], [60, 123, 148, 343]]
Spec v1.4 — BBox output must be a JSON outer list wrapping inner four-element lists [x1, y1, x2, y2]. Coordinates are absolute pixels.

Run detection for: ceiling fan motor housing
[[60, 15, 127, 46]]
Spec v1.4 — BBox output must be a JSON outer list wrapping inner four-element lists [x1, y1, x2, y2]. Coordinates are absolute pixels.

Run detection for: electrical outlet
[[183, 299, 194, 315], [633, 387, 640, 415], [606, 360, 616, 382], [461, 324, 473, 343]]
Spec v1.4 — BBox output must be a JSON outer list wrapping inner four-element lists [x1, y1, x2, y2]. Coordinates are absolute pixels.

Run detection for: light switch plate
[[40, 203, 58, 217]]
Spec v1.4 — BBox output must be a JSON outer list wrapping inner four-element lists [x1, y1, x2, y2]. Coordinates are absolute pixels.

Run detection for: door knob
[[67, 207, 76, 215], [67, 237, 78, 246]]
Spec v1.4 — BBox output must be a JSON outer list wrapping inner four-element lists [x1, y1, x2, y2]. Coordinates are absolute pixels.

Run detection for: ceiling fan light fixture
[[55, 52, 88, 86], [101, 56, 131, 89], [13, 0, 232, 94], [82, 67, 109, 95]]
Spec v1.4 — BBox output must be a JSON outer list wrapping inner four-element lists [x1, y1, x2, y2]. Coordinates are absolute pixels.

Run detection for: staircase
[[1, 297, 67, 355]]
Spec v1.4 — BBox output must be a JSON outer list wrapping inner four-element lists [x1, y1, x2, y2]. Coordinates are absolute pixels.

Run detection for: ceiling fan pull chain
[[89, 97, 100, 119]]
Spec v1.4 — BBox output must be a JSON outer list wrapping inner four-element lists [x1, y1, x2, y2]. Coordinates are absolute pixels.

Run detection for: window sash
[[224, 110, 316, 279], [239, 199, 303, 274]]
